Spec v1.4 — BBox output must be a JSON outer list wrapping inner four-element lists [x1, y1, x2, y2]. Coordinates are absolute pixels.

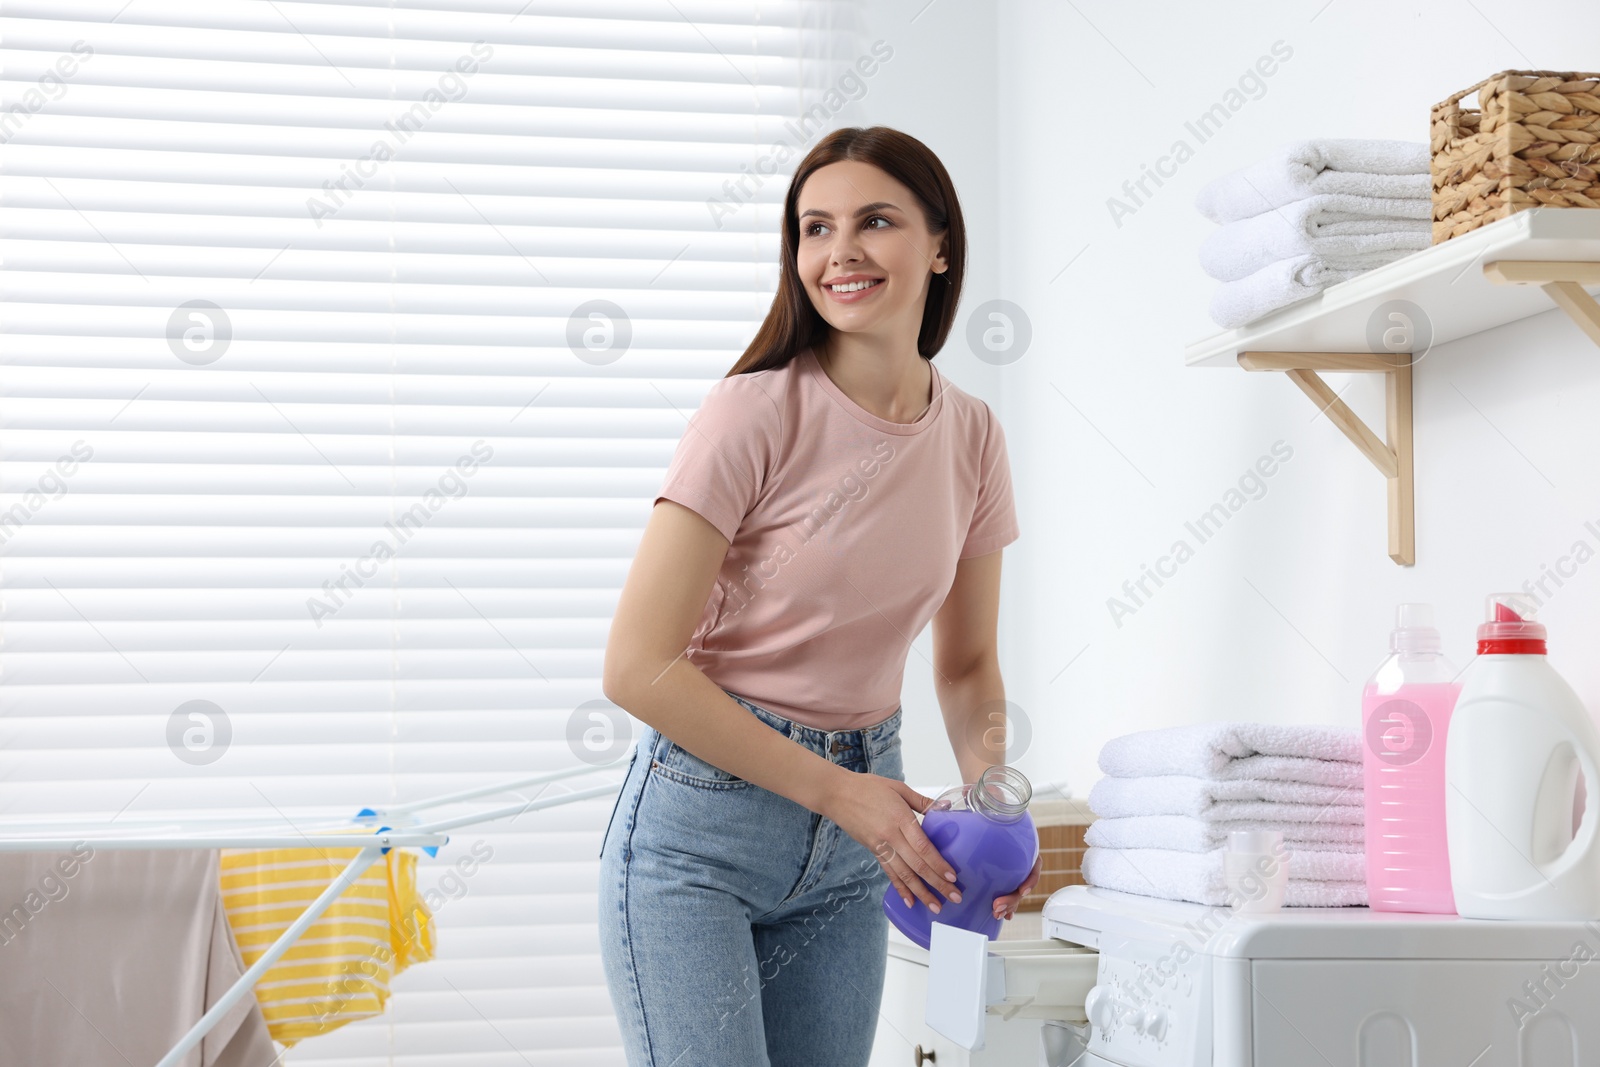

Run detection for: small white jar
[[1224, 829, 1289, 913]]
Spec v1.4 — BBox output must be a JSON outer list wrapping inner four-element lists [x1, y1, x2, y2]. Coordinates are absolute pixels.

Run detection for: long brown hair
[[725, 126, 966, 377]]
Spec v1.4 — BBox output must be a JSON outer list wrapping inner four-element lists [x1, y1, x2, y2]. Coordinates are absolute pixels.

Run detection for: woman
[[597, 125, 1037, 1067]]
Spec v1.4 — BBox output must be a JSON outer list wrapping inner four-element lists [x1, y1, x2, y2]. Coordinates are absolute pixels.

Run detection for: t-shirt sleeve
[[653, 374, 776, 543], [959, 403, 1020, 559]]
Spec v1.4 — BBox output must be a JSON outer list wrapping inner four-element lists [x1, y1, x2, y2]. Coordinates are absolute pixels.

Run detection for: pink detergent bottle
[[883, 765, 1039, 950], [1362, 603, 1462, 913]]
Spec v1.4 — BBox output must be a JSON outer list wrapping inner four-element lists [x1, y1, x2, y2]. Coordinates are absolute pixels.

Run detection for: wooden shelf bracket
[[1483, 261, 1600, 350], [1237, 351, 1414, 566]]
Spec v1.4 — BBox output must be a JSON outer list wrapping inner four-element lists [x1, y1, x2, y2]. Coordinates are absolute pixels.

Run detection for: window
[[1, 0, 863, 1058]]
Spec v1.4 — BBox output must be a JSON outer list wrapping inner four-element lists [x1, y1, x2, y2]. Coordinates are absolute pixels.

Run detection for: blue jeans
[[597, 689, 904, 1067]]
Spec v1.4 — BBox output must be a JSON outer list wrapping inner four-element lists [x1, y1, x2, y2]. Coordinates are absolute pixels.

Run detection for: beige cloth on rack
[[0, 846, 278, 1067]]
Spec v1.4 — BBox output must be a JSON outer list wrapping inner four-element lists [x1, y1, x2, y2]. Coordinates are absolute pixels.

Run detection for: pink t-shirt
[[652, 345, 1019, 730]]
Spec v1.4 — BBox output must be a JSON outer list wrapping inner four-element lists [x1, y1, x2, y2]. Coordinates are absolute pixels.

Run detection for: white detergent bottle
[[1445, 593, 1600, 919]]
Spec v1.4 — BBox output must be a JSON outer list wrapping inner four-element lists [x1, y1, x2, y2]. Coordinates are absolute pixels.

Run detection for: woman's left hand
[[992, 853, 1043, 921]]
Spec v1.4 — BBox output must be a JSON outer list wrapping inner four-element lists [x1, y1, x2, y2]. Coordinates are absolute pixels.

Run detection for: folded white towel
[[1208, 254, 1364, 330], [1088, 774, 1362, 822], [1085, 814, 1365, 853], [1195, 139, 1431, 224], [1199, 200, 1431, 282], [1098, 721, 1363, 787], [1082, 846, 1368, 907]]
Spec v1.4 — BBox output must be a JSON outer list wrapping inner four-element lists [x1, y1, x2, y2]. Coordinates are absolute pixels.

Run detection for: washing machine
[[925, 884, 1600, 1066]]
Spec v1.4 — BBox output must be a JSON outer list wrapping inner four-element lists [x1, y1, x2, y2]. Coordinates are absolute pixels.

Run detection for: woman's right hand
[[825, 772, 961, 913]]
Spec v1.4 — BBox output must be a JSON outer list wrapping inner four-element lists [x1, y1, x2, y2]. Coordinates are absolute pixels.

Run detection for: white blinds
[[0, 0, 862, 1060]]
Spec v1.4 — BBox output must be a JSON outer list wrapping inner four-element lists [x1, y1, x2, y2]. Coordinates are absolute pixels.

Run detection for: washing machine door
[[1041, 1019, 1095, 1067]]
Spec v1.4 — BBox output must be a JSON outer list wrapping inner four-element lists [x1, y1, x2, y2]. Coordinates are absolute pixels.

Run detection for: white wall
[[863, 0, 1600, 799]]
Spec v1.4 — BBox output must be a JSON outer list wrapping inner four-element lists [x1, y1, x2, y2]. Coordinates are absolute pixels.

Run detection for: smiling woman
[[599, 126, 1032, 1067]]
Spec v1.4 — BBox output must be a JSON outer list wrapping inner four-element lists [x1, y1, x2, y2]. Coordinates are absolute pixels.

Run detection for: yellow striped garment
[[219, 845, 435, 1046]]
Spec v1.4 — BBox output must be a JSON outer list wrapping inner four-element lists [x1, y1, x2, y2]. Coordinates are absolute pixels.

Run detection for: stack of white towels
[[1197, 139, 1433, 330], [1082, 721, 1367, 908]]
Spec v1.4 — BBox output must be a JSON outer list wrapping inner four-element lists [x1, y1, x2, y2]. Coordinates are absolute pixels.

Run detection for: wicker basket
[[1431, 69, 1600, 243], [1016, 796, 1092, 912]]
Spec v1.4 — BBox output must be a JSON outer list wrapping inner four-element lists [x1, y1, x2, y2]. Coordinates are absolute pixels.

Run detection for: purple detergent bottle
[[883, 765, 1039, 950]]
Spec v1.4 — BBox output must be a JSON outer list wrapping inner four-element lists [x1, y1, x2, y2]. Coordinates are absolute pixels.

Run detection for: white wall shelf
[[1183, 207, 1600, 567]]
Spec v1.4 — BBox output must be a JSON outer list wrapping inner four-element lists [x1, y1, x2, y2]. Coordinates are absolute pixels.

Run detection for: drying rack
[[0, 747, 636, 1067]]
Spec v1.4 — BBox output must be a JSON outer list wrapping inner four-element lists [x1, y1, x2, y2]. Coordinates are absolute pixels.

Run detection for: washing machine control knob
[[1084, 984, 1116, 1030], [1143, 1008, 1169, 1040], [1084, 985, 1140, 1032]]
